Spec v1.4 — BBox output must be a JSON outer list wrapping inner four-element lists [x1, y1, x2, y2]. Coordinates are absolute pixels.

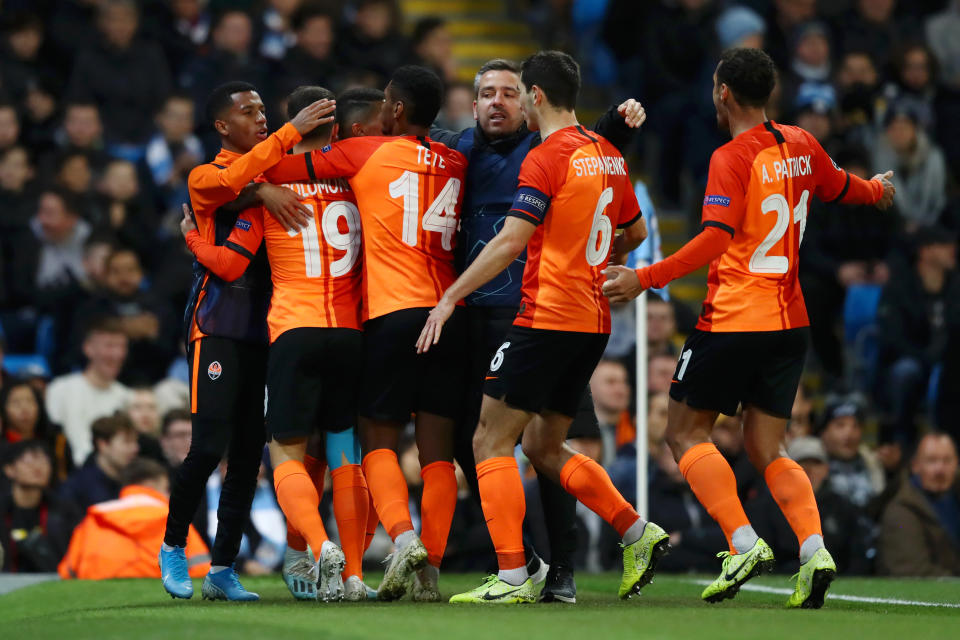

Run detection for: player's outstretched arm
[[602, 225, 732, 303], [417, 216, 536, 353], [180, 203, 262, 281]]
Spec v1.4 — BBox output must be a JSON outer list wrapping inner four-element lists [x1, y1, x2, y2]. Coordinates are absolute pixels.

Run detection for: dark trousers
[[164, 336, 267, 567]]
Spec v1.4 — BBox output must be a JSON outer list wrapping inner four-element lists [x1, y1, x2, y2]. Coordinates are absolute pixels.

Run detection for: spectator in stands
[[713, 412, 762, 502], [835, 50, 882, 153], [817, 394, 886, 512], [648, 353, 676, 394], [0, 101, 20, 151], [781, 21, 833, 113], [647, 295, 679, 358], [58, 457, 210, 579], [48, 102, 108, 174], [70, 248, 177, 385], [0, 146, 38, 331], [591, 359, 631, 466], [66, 0, 172, 152], [0, 13, 60, 105], [837, 0, 919, 71], [762, 0, 818, 71], [127, 387, 166, 465], [257, 0, 300, 61], [181, 9, 269, 146], [145, 93, 204, 218], [278, 4, 344, 96], [873, 102, 948, 229], [0, 380, 73, 482], [336, 0, 409, 84], [27, 189, 93, 314], [926, 0, 960, 88], [0, 441, 77, 572], [21, 76, 60, 157], [159, 409, 192, 471], [435, 83, 474, 132], [878, 432, 960, 576], [882, 43, 938, 133], [748, 436, 875, 574], [46, 318, 131, 465], [410, 17, 456, 84], [58, 413, 139, 511], [877, 226, 958, 443], [92, 159, 158, 264], [791, 84, 838, 150], [800, 145, 895, 378]]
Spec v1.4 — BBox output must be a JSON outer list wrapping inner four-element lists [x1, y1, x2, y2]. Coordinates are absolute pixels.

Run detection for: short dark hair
[[716, 47, 776, 108], [336, 87, 384, 136], [161, 409, 192, 437], [0, 99, 17, 115], [64, 100, 99, 115], [105, 245, 141, 270], [1, 439, 51, 468], [412, 16, 445, 48], [91, 412, 136, 447], [83, 316, 126, 341], [41, 186, 81, 217], [120, 457, 168, 487], [286, 85, 336, 141], [473, 58, 520, 96], [205, 81, 258, 125], [291, 2, 334, 31], [388, 65, 444, 127], [520, 50, 581, 110]]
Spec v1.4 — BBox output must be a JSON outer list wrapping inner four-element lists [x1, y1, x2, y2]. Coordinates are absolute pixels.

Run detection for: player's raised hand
[[872, 170, 895, 210], [179, 203, 197, 237], [289, 98, 336, 135], [601, 265, 644, 304], [617, 99, 646, 129], [260, 184, 311, 231], [416, 298, 456, 354]]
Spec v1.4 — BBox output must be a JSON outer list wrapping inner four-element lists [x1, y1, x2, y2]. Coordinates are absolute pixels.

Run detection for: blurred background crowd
[[0, 0, 958, 579]]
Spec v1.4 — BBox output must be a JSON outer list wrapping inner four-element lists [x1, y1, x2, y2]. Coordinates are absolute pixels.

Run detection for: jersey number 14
[[389, 171, 461, 251]]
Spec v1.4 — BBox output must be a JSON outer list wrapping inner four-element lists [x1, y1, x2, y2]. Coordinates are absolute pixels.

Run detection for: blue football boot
[[159, 545, 194, 599], [201, 566, 260, 601]]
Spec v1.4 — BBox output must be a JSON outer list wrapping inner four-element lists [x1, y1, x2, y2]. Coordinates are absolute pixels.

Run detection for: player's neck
[[536, 108, 579, 141], [293, 137, 333, 153], [728, 107, 768, 139], [220, 138, 252, 155], [399, 124, 431, 138]]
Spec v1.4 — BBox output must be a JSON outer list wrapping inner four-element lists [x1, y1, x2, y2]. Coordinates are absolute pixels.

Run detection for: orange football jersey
[[697, 121, 865, 332], [507, 126, 641, 334], [265, 136, 468, 321]]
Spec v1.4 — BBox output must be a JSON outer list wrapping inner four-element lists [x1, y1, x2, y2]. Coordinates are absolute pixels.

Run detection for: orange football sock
[[332, 464, 369, 579], [274, 459, 329, 561], [364, 491, 379, 553], [477, 457, 526, 571], [285, 455, 327, 552], [764, 457, 822, 547], [678, 443, 751, 554], [420, 461, 457, 568], [559, 454, 639, 536], [362, 449, 413, 539]]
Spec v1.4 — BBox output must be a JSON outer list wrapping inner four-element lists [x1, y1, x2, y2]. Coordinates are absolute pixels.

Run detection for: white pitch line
[[689, 579, 960, 609]]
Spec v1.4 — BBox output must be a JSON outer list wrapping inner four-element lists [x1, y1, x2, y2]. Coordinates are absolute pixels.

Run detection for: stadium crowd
[[0, 0, 958, 581]]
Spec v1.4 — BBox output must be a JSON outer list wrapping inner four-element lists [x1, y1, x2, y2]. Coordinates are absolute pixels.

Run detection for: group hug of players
[[157, 47, 895, 608]]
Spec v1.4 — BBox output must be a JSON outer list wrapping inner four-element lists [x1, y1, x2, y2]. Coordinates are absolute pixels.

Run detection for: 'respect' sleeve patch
[[507, 186, 551, 225], [234, 219, 252, 231], [703, 195, 731, 207]]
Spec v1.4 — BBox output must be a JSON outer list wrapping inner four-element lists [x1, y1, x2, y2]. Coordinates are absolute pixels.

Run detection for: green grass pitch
[[2, 573, 958, 639]]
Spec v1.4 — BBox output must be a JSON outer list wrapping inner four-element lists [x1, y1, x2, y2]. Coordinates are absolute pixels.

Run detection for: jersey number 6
[[586, 186, 615, 267]]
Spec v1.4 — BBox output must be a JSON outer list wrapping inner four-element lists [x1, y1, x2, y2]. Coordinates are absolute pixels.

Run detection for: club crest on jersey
[[234, 219, 251, 231], [704, 195, 730, 207], [207, 361, 222, 380]]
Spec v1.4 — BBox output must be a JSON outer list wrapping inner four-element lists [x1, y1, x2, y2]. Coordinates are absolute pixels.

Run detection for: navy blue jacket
[[431, 106, 635, 307]]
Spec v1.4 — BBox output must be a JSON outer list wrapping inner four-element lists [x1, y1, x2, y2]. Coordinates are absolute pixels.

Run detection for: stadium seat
[[3, 353, 52, 379]]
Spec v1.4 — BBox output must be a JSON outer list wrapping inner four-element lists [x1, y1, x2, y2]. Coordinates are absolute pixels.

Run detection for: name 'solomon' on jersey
[[507, 125, 641, 334], [697, 121, 881, 333]]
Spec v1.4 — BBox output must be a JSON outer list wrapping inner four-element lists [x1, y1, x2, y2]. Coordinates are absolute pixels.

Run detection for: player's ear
[[394, 100, 405, 122], [331, 122, 340, 142], [214, 118, 229, 137], [352, 122, 363, 137], [472, 100, 478, 121]]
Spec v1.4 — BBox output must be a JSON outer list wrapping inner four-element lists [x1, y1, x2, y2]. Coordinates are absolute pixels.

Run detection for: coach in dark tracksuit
[[430, 58, 643, 602]]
